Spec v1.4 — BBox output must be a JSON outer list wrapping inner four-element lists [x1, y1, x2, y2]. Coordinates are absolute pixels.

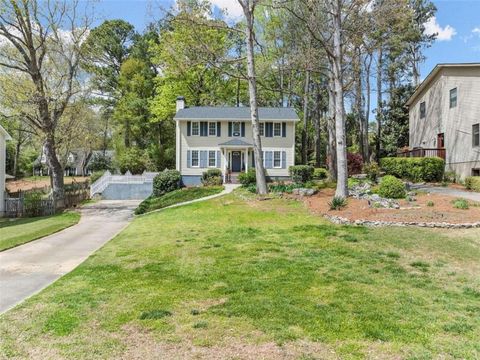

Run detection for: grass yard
[[0, 212, 81, 251], [1, 191, 479, 359], [135, 186, 224, 214]]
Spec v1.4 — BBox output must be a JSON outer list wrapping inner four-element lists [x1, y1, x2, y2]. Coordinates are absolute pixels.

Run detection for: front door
[[231, 151, 241, 172]]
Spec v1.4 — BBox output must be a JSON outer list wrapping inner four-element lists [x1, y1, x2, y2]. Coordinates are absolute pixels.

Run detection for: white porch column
[[245, 148, 248, 172], [222, 148, 227, 183]]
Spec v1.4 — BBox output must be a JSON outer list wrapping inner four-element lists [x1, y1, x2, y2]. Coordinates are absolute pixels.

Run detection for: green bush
[[426, 200, 434, 207], [289, 165, 314, 183], [363, 162, 380, 182], [238, 169, 256, 186], [153, 169, 181, 197], [465, 176, 480, 192], [378, 175, 406, 199], [201, 169, 223, 186], [443, 170, 457, 183], [328, 196, 347, 210], [313, 168, 329, 180], [90, 171, 105, 184], [117, 148, 147, 174], [380, 157, 444, 182], [452, 198, 469, 210]]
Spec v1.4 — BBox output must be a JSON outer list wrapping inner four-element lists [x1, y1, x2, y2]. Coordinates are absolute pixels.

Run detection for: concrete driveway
[[411, 184, 480, 202], [0, 200, 139, 314]]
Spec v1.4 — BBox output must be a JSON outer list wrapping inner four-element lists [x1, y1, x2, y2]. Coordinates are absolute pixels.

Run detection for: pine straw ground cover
[[0, 190, 479, 359]]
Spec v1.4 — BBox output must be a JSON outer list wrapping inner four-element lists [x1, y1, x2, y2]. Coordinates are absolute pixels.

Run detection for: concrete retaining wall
[[100, 183, 153, 200]]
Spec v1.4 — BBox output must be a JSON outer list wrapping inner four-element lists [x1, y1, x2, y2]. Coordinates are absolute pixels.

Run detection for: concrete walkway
[[140, 183, 240, 216], [410, 184, 480, 202], [0, 200, 139, 314]]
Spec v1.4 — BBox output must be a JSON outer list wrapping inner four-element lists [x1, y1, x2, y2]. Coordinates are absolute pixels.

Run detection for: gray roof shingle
[[174, 107, 298, 121], [218, 139, 253, 146]]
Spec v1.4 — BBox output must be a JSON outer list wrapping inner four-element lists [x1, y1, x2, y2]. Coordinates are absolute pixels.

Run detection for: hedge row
[[465, 176, 480, 192], [380, 157, 444, 182]]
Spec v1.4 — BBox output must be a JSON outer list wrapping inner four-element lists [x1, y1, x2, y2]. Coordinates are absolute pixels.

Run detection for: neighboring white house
[[174, 97, 299, 185], [1, 124, 12, 216], [406, 63, 480, 179]]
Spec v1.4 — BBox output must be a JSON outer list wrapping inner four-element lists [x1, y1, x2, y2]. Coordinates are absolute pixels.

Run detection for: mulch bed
[[304, 188, 480, 224]]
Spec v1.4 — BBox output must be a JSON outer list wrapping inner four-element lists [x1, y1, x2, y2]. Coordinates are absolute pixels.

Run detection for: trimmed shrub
[[153, 169, 181, 197], [238, 169, 256, 186], [201, 169, 223, 186], [313, 167, 329, 180], [347, 153, 363, 175], [443, 170, 457, 183], [465, 176, 480, 192], [380, 157, 444, 182], [289, 165, 314, 183], [363, 162, 380, 182], [378, 175, 406, 199]]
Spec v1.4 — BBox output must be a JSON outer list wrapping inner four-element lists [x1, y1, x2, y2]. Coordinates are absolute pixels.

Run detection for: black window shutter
[[187, 121, 191, 136], [282, 122, 286, 137], [228, 122, 232, 137], [217, 122, 221, 137], [241, 122, 245, 137]]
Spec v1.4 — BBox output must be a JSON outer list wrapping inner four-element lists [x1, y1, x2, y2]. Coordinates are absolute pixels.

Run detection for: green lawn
[[135, 186, 224, 214], [0, 212, 81, 251], [1, 191, 479, 359]]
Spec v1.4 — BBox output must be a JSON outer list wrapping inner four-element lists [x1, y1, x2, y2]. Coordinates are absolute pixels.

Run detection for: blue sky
[[94, 0, 480, 80]]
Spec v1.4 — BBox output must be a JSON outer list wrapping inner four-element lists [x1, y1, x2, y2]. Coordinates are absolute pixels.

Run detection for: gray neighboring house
[[33, 149, 114, 176], [405, 63, 480, 179], [1, 125, 12, 216], [174, 97, 299, 185]]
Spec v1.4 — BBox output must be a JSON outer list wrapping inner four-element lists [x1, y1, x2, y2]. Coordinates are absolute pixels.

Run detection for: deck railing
[[397, 148, 446, 160], [90, 170, 159, 196]]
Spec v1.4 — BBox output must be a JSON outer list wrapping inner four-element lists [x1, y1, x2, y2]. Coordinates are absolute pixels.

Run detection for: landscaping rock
[[350, 183, 400, 209], [292, 188, 316, 197]]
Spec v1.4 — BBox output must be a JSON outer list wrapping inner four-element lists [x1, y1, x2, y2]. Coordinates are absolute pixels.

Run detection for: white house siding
[[408, 66, 480, 179], [177, 120, 296, 183]]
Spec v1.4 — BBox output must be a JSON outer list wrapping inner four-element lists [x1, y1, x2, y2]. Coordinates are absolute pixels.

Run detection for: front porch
[[219, 138, 254, 184], [397, 147, 446, 160]]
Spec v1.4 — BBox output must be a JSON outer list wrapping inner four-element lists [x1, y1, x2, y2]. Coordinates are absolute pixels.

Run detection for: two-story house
[[174, 97, 298, 185], [405, 63, 480, 179]]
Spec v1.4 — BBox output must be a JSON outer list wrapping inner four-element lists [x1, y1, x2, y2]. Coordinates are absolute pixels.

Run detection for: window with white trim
[[273, 122, 281, 137], [208, 150, 216, 167], [449, 88, 457, 108], [259, 123, 264, 136], [208, 122, 217, 136], [191, 122, 200, 136], [191, 150, 199, 167], [232, 122, 241, 137], [273, 151, 281, 168]]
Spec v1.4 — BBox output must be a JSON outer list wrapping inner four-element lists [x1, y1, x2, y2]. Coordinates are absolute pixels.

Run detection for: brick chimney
[[176, 96, 185, 112]]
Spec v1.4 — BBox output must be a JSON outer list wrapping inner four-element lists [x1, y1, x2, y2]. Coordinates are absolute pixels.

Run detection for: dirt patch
[[119, 324, 338, 360], [6, 177, 88, 193], [304, 189, 480, 224]]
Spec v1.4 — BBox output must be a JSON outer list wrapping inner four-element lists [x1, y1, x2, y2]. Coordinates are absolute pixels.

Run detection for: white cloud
[[424, 17, 456, 41], [210, 0, 243, 19], [473, 27, 480, 35]]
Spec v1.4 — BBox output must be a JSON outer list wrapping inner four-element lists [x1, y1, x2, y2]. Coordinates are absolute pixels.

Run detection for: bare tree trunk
[[239, 0, 268, 194], [301, 70, 310, 164], [44, 134, 65, 208], [314, 86, 322, 168], [327, 75, 337, 181], [364, 53, 372, 162], [376, 47, 383, 161], [354, 49, 366, 162], [329, 0, 348, 198]]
